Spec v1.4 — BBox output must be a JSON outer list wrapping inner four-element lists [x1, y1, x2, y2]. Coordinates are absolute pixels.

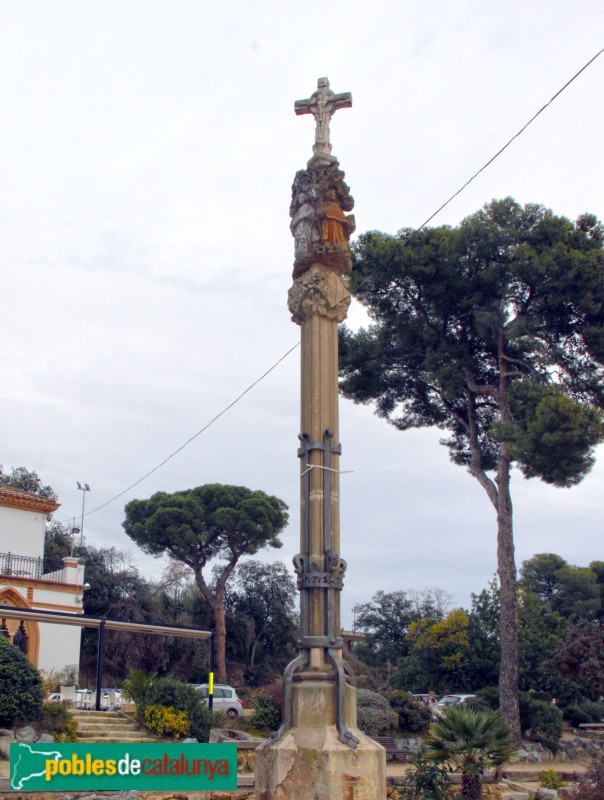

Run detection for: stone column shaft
[[301, 310, 341, 663]]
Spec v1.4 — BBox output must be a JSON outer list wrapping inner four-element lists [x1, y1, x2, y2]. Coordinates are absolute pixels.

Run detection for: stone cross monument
[[255, 79, 386, 800]]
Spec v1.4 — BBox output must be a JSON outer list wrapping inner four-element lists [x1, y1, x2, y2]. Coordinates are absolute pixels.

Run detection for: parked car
[[192, 683, 244, 717], [412, 694, 431, 705], [433, 694, 476, 715]]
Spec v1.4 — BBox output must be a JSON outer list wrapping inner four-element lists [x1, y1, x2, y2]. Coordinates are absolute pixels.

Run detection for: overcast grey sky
[[2, 1, 602, 625]]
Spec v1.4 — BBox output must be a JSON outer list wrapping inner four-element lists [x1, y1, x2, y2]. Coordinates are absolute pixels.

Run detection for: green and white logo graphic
[[10, 742, 236, 791]]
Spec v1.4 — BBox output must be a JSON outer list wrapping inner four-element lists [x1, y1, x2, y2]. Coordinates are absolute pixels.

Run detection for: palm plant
[[423, 706, 516, 800]]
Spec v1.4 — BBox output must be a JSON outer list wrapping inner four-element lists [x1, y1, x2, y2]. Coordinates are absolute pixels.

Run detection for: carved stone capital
[[288, 265, 351, 325]]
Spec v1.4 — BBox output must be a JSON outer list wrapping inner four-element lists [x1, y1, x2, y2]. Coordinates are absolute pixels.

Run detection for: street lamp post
[[76, 482, 91, 548], [69, 518, 80, 556]]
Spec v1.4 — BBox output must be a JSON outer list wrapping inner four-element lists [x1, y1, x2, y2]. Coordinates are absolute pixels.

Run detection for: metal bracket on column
[[268, 652, 308, 743], [297, 635, 343, 649], [328, 648, 359, 749]]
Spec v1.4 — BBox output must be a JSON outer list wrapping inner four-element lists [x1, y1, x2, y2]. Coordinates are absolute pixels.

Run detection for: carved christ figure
[[295, 77, 352, 156]]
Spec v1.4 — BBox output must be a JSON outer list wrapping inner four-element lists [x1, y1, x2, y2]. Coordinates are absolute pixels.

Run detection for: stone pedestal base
[[255, 680, 386, 800]]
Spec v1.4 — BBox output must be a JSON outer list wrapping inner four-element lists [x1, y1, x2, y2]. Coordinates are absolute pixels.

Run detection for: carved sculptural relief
[[290, 164, 355, 277]]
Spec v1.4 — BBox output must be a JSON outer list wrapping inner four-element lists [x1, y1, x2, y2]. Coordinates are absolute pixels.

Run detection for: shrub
[[38, 702, 78, 742], [0, 635, 44, 727], [476, 687, 499, 711], [582, 701, 604, 723], [144, 705, 190, 738], [464, 696, 492, 713], [383, 690, 431, 734], [529, 702, 563, 753], [539, 769, 566, 789], [518, 692, 536, 733], [356, 689, 398, 737], [122, 669, 157, 708], [572, 753, 604, 800], [254, 681, 283, 709], [251, 692, 281, 732], [141, 678, 212, 742], [56, 719, 78, 743], [399, 751, 456, 800], [564, 705, 592, 727], [530, 691, 553, 703]]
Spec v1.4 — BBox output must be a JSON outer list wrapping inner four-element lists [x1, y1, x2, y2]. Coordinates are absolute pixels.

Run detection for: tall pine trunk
[[212, 598, 228, 685], [495, 445, 521, 744], [497, 332, 521, 744], [194, 568, 229, 685]]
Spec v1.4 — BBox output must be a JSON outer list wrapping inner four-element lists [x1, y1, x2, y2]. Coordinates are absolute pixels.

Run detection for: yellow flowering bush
[[539, 769, 567, 789], [144, 704, 190, 738], [54, 719, 78, 743]]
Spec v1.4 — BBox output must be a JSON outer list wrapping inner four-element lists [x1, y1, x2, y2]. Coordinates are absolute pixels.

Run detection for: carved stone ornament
[[290, 161, 355, 278], [298, 572, 345, 590], [288, 265, 351, 325], [292, 550, 347, 591]]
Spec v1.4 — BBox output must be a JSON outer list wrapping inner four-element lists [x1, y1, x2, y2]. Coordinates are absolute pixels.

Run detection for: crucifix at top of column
[[295, 77, 352, 161]]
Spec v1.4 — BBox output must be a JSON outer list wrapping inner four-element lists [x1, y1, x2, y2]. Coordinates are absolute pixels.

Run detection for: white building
[[0, 485, 84, 674]]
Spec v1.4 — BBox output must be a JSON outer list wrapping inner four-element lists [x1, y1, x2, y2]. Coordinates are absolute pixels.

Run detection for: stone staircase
[[72, 710, 157, 743]]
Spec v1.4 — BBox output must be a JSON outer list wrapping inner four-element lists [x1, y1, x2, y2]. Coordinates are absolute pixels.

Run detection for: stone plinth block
[[255, 681, 386, 800]]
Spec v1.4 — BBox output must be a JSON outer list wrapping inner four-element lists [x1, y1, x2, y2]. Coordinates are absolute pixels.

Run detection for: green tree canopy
[[43, 521, 77, 573], [517, 591, 567, 692], [519, 553, 569, 602], [520, 554, 602, 621], [77, 544, 172, 685], [340, 198, 604, 740], [224, 560, 298, 682], [123, 483, 288, 683], [352, 588, 449, 667], [406, 609, 471, 692], [0, 465, 58, 502], [466, 578, 501, 690]]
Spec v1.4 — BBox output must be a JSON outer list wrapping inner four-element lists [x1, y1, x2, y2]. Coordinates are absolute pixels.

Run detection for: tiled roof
[[0, 485, 60, 514]]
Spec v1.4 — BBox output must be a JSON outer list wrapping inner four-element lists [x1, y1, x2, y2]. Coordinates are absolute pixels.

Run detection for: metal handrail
[[0, 552, 44, 579]]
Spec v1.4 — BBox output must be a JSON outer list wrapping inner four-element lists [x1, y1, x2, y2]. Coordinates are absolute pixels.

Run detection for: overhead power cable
[[65, 47, 603, 524], [67, 341, 300, 521], [412, 46, 604, 233], [353, 44, 604, 299]]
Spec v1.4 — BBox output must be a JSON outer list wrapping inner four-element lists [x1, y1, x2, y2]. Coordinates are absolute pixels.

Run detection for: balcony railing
[[0, 552, 45, 580]]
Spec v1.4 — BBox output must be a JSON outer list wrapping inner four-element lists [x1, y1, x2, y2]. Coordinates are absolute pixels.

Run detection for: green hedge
[[0, 635, 44, 728]]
